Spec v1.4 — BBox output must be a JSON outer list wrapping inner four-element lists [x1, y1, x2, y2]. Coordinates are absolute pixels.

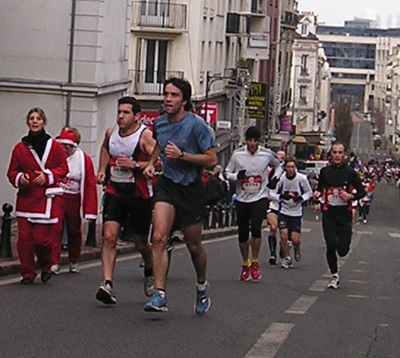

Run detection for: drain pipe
[[66, 0, 77, 127]]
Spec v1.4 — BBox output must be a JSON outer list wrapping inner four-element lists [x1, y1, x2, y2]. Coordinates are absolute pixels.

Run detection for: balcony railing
[[281, 11, 298, 28], [250, 0, 266, 15], [128, 70, 184, 95], [131, 1, 187, 30]]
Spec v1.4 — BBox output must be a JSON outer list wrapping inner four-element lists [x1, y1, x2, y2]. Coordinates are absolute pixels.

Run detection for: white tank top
[[108, 124, 145, 158]]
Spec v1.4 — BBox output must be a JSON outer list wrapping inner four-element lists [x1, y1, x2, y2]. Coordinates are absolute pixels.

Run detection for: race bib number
[[241, 176, 262, 193], [326, 187, 346, 206], [110, 160, 135, 184]]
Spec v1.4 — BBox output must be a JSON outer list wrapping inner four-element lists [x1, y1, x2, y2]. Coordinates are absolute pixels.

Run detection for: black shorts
[[236, 198, 268, 242], [153, 176, 206, 227], [102, 193, 152, 236], [278, 213, 302, 233]]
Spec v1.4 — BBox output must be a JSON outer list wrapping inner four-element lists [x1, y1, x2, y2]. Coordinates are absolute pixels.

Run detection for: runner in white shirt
[[266, 150, 286, 265], [269, 156, 312, 269], [225, 126, 282, 281]]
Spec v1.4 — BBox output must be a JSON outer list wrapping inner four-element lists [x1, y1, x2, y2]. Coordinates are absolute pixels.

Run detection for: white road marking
[[356, 231, 373, 235], [244, 322, 295, 358], [309, 279, 329, 292], [285, 295, 318, 315], [346, 294, 369, 299], [388, 233, 400, 239], [349, 280, 366, 284]]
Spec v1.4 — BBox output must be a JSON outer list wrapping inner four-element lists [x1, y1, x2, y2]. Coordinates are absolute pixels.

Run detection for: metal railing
[[131, 1, 187, 30], [128, 70, 184, 95]]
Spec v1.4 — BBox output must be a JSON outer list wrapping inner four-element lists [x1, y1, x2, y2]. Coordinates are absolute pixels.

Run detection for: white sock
[[196, 281, 208, 291]]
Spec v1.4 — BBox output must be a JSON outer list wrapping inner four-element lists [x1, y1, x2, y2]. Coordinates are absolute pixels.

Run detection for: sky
[[298, 0, 395, 28]]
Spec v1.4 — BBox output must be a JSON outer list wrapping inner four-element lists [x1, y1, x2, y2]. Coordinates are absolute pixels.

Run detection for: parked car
[[298, 160, 329, 177]]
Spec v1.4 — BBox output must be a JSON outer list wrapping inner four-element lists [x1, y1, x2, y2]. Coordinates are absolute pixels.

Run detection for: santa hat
[[56, 128, 78, 147]]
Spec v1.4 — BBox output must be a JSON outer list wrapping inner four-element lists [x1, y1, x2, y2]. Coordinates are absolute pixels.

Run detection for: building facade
[[0, 0, 132, 206], [128, 0, 271, 165]]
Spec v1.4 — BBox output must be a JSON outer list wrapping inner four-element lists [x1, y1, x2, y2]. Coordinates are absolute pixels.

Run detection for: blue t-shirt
[[154, 112, 214, 185]]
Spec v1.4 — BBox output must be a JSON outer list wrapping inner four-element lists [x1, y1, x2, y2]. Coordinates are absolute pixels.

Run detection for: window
[[141, 39, 168, 90], [299, 86, 308, 105], [300, 55, 308, 75]]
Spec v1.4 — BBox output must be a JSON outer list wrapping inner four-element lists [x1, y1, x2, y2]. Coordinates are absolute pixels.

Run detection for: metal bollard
[[0, 203, 13, 258], [85, 220, 96, 247]]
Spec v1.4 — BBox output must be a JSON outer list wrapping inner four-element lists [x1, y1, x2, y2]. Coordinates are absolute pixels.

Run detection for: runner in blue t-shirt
[[143, 77, 217, 314]]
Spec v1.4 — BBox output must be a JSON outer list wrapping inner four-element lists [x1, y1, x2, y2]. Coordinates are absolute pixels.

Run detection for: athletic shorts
[[153, 176, 206, 227], [102, 193, 152, 236], [278, 213, 302, 233], [236, 198, 268, 242], [267, 208, 279, 216]]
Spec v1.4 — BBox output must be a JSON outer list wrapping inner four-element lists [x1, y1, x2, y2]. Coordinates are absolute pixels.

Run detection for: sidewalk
[[0, 223, 238, 277]]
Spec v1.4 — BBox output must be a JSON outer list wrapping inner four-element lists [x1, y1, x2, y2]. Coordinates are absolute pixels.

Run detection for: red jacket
[[7, 138, 68, 222]]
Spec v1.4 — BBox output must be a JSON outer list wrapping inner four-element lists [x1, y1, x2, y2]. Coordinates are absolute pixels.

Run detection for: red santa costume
[[7, 131, 68, 281], [52, 129, 98, 269]]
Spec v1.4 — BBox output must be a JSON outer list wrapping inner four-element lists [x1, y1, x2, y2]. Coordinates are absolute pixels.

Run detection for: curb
[[0, 227, 238, 277]]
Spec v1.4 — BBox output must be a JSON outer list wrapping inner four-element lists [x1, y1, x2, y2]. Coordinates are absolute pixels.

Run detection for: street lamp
[[204, 70, 238, 125]]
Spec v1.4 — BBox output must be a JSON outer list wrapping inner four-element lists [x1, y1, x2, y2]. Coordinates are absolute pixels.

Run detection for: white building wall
[[0, 0, 131, 207]]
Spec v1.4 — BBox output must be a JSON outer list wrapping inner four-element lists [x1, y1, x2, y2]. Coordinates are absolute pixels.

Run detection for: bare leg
[[249, 237, 261, 260], [239, 242, 249, 262], [151, 202, 175, 290], [184, 223, 207, 284], [280, 228, 290, 258], [101, 221, 120, 281]]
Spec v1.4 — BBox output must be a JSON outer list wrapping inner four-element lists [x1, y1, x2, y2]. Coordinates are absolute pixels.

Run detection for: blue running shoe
[[195, 284, 211, 315], [144, 290, 168, 313]]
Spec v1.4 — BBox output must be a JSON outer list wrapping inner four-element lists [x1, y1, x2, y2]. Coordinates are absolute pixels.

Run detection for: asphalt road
[[1, 182, 400, 358]]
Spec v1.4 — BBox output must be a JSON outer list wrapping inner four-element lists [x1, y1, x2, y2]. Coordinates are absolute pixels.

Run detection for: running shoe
[[69, 263, 79, 273], [363, 219, 367, 224], [327, 276, 340, 289], [294, 245, 301, 262], [195, 284, 211, 315], [144, 290, 168, 313], [269, 254, 277, 265], [41, 272, 52, 283], [144, 275, 155, 297], [20, 277, 34, 285], [239, 265, 251, 281], [50, 264, 61, 275], [281, 256, 293, 269], [250, 261, 262, 280], [95, 282, 116, 304]]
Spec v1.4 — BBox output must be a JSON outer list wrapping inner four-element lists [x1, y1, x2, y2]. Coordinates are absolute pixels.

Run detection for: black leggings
[[322, 209, 353, 274], [236, 198, 268, 243]]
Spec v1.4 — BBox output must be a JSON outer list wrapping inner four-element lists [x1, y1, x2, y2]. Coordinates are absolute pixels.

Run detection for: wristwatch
[[134, 161, 141, 169], [179, 151, 184, 159]]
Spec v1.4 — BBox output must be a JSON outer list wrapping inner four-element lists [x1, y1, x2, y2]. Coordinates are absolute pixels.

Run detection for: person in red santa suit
[[50, 127, 98, 274], [7, 107, 68, 284]]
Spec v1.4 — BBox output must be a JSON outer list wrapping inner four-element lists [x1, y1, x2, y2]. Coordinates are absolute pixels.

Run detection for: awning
[[292, 135, 307, 144]]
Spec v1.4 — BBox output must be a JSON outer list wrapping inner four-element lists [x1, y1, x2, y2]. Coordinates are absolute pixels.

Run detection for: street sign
[[200, 102, 217, 124], [216, 120, 232, 131]]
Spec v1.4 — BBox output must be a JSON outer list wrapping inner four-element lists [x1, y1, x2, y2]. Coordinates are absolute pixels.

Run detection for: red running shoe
[[250, 261, 262, 280], [239, 265, 251, 281]]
